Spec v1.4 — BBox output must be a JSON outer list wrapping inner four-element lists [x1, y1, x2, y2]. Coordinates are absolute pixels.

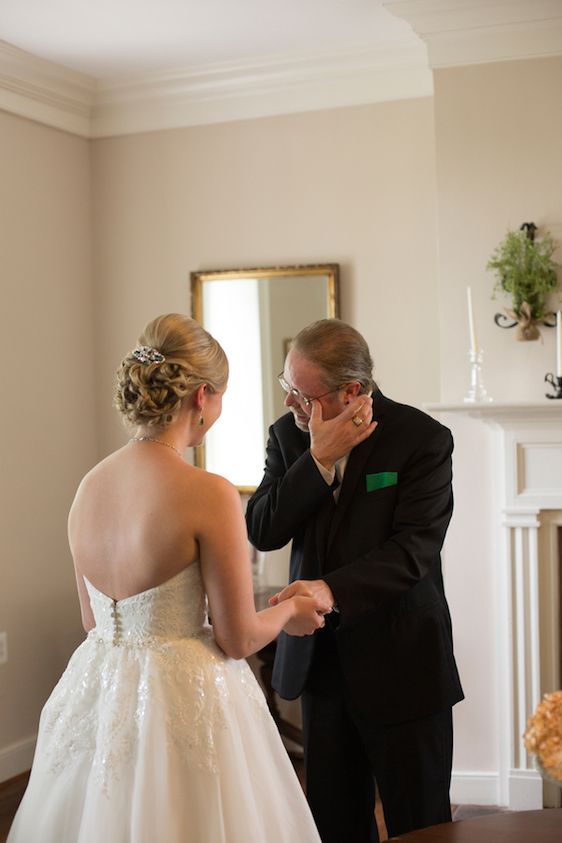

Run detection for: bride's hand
[[282, 596, 331, 637]]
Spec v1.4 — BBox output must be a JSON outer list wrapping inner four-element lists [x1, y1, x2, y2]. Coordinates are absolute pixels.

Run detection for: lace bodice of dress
[[37, 559, 270, 793], [85, 562, 208, 645]]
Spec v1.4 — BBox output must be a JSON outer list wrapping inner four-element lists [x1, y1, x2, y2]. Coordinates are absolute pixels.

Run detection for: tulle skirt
[[8, 633, 320, 842]]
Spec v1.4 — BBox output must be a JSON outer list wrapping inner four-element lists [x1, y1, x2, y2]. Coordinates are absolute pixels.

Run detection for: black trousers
[[301, 628, 453, 843]]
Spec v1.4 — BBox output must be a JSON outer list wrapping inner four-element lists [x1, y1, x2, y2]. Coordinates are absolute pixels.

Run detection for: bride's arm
[[197, 475, 328, 659]]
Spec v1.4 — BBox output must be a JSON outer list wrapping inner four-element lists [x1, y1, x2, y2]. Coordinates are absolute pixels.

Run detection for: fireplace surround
[[427, 402, 562, 810]]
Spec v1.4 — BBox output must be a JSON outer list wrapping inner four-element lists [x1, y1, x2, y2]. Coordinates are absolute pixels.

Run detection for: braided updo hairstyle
[[114, 314, 228, 429]]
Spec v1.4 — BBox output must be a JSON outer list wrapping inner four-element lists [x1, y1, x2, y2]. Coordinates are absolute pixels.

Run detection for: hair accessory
[[132, 346, 165, 364]]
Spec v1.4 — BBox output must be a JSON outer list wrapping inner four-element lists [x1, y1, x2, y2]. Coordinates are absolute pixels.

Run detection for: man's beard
[[291, 408, 310, 431]]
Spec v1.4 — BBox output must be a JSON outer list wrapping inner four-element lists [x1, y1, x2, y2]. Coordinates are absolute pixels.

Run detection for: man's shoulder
[[377, 391, 452, 440]]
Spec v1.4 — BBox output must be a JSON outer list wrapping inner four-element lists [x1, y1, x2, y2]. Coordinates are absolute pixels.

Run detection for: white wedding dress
[[8, 562, 321, 842]]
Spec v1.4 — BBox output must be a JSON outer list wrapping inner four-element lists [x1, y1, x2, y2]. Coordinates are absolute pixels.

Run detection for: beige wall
[[3, 54, 561, 799], [0, 112, 96, 778], [435, 56, 562, 403], [91, 98, 440, 458], [432, 56, 562, 783], [1, 96, 440, 781]]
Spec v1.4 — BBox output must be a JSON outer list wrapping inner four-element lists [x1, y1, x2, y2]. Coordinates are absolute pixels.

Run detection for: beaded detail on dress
[[40, 562, 268, 790], [85, 563, 208, 646]]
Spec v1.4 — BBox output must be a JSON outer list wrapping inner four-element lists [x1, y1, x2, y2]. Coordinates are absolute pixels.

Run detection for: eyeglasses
[[277, 373, 343, 408]]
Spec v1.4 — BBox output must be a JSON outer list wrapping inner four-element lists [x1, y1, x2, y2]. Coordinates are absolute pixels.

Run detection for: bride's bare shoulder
[[188, 465, 237, 497], [70, 448, 127, 497], [181, 466, 240, 514]]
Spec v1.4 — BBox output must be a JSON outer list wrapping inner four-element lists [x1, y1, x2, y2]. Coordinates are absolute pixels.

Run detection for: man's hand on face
[[309, 395, 377, 470]]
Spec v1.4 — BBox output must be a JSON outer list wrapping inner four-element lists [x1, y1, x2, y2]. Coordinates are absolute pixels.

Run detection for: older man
[[246, 319, 463, 843]]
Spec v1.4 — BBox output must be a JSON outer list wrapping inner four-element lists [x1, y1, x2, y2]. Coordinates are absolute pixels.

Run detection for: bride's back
[[69, 442, 203, 603], [69, 313, 229, 623]]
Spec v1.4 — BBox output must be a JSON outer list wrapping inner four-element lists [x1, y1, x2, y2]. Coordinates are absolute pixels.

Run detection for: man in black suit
[[246, 319, 464, 843]]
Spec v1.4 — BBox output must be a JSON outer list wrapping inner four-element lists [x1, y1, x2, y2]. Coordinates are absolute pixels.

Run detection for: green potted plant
[[487, 223, 560, 340]]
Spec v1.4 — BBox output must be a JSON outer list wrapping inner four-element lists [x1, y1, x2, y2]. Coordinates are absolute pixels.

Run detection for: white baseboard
[[452, 768, 543, 810], [0, 735, 36, 783], [508, 769, 543, 810], [450, 771, 500, 805]]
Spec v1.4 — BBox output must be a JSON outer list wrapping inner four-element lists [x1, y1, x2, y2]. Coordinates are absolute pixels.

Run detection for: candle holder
[[464, 349, 493, 403], [545, 373, 562, 399]]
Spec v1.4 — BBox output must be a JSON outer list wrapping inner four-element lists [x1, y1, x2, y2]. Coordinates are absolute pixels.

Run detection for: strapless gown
[[8, 562, 321, 842]]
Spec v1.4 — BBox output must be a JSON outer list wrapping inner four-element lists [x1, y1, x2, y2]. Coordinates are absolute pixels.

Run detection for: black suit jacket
[[246, 390, 464, 726]]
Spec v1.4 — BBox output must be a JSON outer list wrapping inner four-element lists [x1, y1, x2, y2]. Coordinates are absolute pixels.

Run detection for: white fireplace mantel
[[426, 401, 562, 810], [427, 403, 562, 511], [426, 401, 562, 423]]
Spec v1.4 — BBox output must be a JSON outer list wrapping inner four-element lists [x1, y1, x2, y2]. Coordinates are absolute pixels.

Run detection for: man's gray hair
[[291, 319, 375, 394]]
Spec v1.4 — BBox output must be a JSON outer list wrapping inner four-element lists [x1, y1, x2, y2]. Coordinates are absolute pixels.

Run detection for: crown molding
[[2, 6, 562, 138], [0, 41, 95, 136], [91, 44, 431, 137], [384, 0, 562, 68], [0, 39, 431, 139]]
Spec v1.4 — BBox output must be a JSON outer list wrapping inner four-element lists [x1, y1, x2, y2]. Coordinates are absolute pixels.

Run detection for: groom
[[246, 319, 464, 843]]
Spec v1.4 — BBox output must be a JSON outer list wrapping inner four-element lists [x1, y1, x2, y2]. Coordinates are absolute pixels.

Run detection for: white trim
[[432, 404, 562, 810], [384, 1, 562, 68], [0, 39, 431, 138], [0, 735, 36, 784], [426, 401, 562, 419], [450, 771, 500, 806], [508, 768, 544, 811], [450, 769, 544, 809], [384, 1, 562, 34], [0, 40, 94, 136], [92, 56, 432, 137], [2, 5, 562, 136], [426, 19, 562, 69]]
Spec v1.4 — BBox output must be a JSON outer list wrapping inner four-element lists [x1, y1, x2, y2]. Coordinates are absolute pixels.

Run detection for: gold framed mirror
[[190, 263, 340, 492]]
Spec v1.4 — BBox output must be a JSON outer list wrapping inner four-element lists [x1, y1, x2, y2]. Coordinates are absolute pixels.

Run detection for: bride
[[8, 313, 326, 842]]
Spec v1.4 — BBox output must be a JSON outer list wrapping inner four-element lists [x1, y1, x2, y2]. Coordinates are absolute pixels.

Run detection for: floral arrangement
[[524, 690, 562, 784], [487, 224, 560, 340]]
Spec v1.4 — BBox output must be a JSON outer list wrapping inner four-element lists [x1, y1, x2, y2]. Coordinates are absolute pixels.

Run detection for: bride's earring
[[199, 416, 204, 427]]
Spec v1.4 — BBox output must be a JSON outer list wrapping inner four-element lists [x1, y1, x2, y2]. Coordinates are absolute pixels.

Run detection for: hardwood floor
[[0, 764, 507, 843], [0, 772, 29, 843]]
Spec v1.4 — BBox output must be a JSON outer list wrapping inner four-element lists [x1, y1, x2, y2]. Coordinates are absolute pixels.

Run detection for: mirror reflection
[[191, 265, 339, 490]]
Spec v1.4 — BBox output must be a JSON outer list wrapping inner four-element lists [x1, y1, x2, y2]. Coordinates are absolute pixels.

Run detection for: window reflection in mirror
[[191, 265, 339, 491]]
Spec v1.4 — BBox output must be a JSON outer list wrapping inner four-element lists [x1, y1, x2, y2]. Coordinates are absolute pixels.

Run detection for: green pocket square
[[366, 472, 398, 492]]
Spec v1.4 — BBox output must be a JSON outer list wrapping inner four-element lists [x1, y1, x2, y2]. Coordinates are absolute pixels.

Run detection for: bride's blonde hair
[[114, 314, 228, 429]]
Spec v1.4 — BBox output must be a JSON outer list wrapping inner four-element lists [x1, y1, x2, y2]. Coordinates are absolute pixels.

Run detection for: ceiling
[[1, 1, 561, 138], [0, 0, 417, 79]]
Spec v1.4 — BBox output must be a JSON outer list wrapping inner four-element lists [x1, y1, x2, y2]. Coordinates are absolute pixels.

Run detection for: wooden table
[[389, 809, 562, 841]]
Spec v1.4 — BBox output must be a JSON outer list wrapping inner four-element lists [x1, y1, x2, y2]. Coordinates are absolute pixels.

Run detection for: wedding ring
[[352, 416, 363, 427]]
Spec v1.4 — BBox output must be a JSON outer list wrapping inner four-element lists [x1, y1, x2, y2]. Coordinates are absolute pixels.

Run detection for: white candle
[[556, 310, 562, 378], [466, 286, 479, 355]]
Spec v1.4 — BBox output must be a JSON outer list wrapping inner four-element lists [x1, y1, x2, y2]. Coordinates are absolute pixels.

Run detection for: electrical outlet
[[0, 632, 7, 665]]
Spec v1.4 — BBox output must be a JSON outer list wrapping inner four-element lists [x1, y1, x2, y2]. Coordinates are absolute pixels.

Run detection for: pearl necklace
[[130, 436, 183, 458]]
